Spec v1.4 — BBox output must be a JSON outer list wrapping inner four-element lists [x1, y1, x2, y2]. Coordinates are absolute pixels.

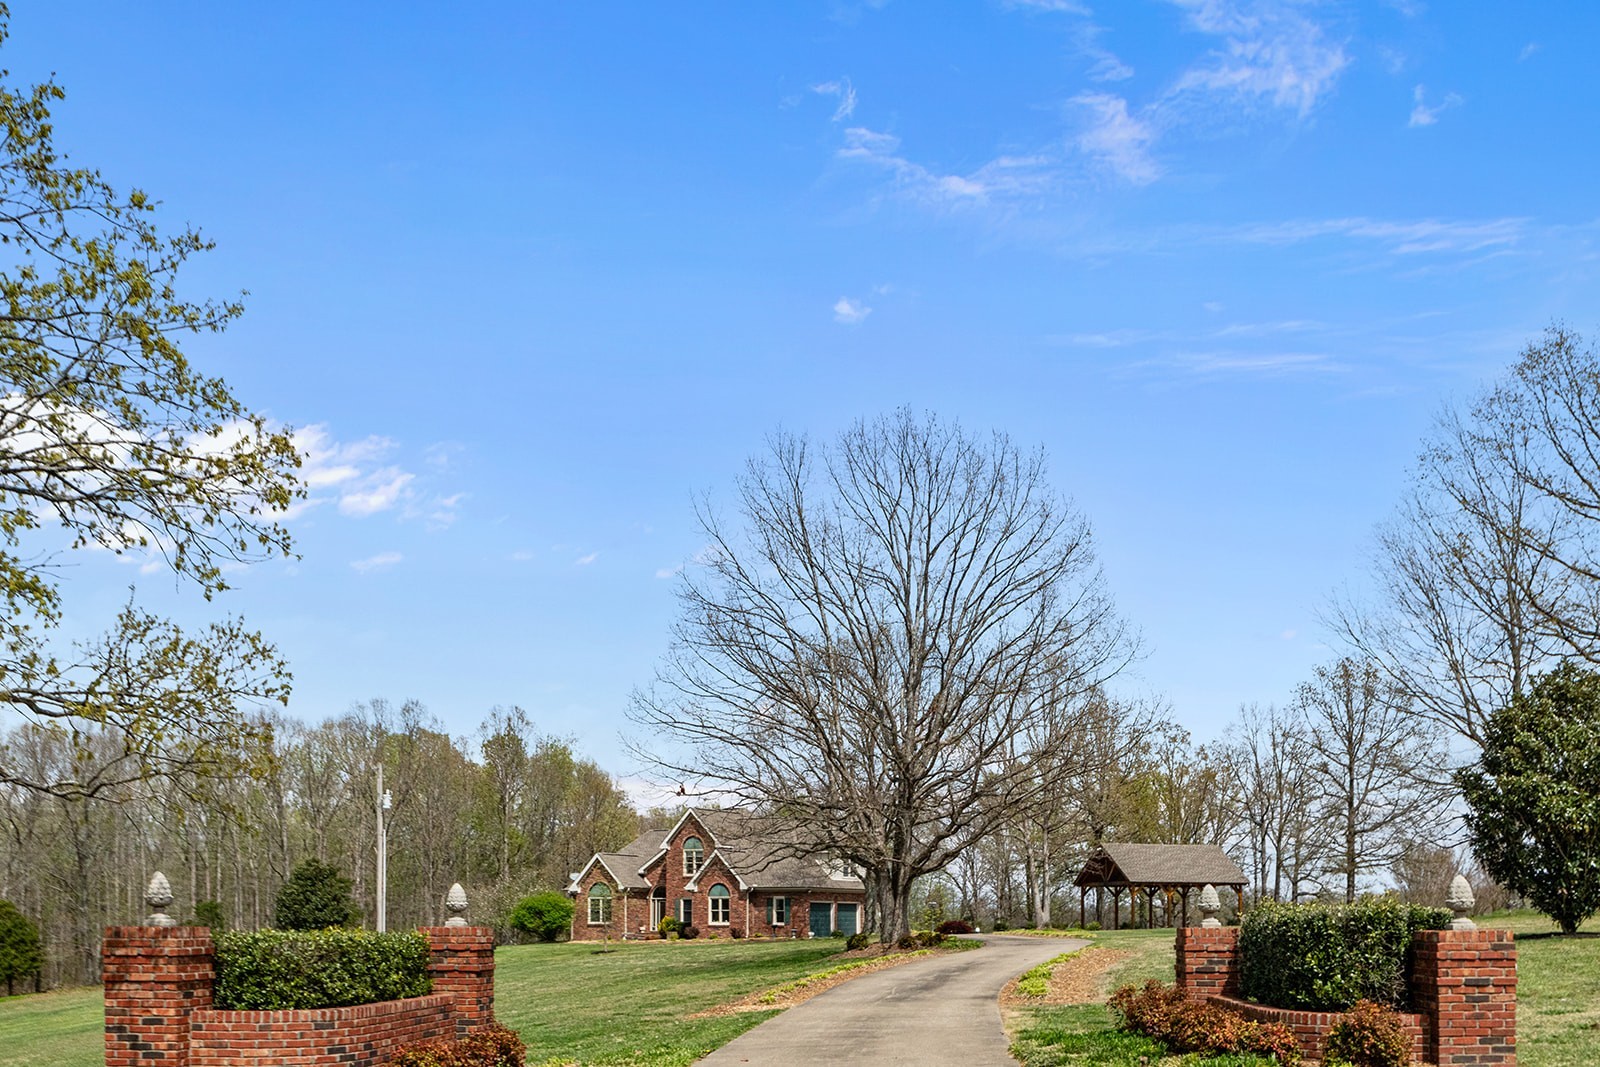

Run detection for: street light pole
[[376, 764, 391, 932]]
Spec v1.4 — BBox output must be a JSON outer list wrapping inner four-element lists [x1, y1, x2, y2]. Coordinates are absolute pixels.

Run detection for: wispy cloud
[[1074, 93, 1160, 184], [812, 78, 858, 121], [837, 126, 1055, 206], [1518, 42, 1540, 62], [1408, 84, 1462, 127], [1219, 216, 1526, 255], [1004, 0, 1090, 12], [1146, 350, 1344, 376], [655, 565, 682, 579], [351, 551, 403, 574], [833, 297, 873, 325], [1167, 0, 1350, 117], [575, 551, 599, 567]]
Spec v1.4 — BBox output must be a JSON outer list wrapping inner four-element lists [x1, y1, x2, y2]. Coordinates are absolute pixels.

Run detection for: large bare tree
[[630, 410, 1137, 942]]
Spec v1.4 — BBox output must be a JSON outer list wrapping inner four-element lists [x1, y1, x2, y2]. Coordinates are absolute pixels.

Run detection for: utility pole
[[376, 765, 391, 932]]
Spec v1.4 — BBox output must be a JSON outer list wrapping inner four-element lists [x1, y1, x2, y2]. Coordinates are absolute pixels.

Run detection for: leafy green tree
[[274, 859, 361, 931], [191, 900, 227, 931], [507, 891, 574, 942], [0, 4, 299, 800], [0, 899, 42, 995], [1459, 661, 1600, 934]]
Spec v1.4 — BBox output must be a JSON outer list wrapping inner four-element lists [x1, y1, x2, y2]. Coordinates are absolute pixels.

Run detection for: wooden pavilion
[[1073, 843, 1248, 929]]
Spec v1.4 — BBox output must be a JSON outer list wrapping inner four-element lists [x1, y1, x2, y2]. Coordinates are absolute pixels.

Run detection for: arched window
[[587, 883, 613, 925], [683, 836, 704, 876], [708, 883, 730, 925]]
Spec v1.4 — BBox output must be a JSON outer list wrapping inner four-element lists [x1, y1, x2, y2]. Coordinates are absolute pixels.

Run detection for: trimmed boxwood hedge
[[1239, 897, 1451, 1011], [213, 928, 432, 1010]]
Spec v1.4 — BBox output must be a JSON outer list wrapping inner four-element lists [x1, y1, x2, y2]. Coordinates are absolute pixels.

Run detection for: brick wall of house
[[102, 924, 496, 1067], [571, 865, 639, 940], [1174, 925, 1517, 1067], [189, 995, 456, 1065], [687, 852, 747, 934]]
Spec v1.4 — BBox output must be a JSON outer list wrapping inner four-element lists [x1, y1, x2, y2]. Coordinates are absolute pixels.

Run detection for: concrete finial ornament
[[145, 871, 178, 927], [1198, 884, 1222, 928], [445, 882, 469, 927], [1446, 874, 1477, 930]]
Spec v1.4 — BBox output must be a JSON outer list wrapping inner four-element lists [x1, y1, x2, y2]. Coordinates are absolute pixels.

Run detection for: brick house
[[566, 808, 866, 941]]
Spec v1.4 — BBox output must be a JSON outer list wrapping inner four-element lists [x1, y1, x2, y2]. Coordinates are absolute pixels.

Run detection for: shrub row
[[1239, 897, 1450, 1011], [1110, 980, 1301, 1065], [386, 1023, 525, 1067], [213, 928, 432, 1010]]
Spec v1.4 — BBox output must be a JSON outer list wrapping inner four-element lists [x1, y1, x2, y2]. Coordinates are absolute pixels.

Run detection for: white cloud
[[1004, 0, 1090, 12], [1518, 42, 1539, 62], [1153, 350, 1342, 376], [1221, 216, 1524, 255], [833, 297, 873, 325], [1408, 84, 1462, 127], [1167, 0, 1350, 117], [510, 549, 536, 562], [1074, 93, 1160, 184], [812, 78, 858, 121], [1203, 301, 1226, 313], [575, 552, 599, 566], [837, 127, 1050, 206], [351, 551, 403, 574], [338, 468, 415, 517], [655, 565, 683, 579]]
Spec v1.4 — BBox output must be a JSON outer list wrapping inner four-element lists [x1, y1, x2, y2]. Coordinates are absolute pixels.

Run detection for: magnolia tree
[[631, 410, 1138, 942]]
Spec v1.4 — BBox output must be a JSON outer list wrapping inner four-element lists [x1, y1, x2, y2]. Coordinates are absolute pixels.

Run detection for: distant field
[[1009, 912, 1600, 1067]]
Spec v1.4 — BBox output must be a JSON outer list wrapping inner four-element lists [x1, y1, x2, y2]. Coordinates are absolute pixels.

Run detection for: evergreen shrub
[[1322, 1000, 1413, 1067], [274, 858, 361, 930], [507, 891, 573, 942], [213, 928, 431, 1010], [1239, 897, 1450, 1011], [846, 932, 872, 950], [0, 900, 42, 995]]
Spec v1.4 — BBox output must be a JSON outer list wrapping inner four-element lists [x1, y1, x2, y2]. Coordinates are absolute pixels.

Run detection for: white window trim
[[708, 884, 731, 926], [769, 896, 789, 925], [587, 884, 613, 925], [683, 837, 705, 877]]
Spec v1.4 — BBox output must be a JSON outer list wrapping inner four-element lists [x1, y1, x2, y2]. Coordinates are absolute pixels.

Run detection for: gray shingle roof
[[1074, 843, 1246, 888]]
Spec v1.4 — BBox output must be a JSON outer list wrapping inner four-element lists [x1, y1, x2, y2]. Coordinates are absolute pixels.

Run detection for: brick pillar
[[1411, 928, 1518, 1067], [424, 926, 495, 1036], [103, 926, 215, 1067], [1175, 926, 1241, 1000]]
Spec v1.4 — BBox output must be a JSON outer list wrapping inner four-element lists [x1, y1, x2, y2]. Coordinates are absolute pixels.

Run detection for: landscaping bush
[[0, 899, 42, 996], [993, 919, 1011, 931], [730, 927, 743, 939], [213, 928, 431, 1010], [896, 934, 918, 950], [1323, 1000, 1412, 1067], [274, 858, 361, 930], [846, 932, 872, 950], [937, 919, 974, 935], [507, 891, 573, 943], [657, 916, 681, 936], [1084, 920, 1101, 931], [679, 924, 700, 940], [1110, 980, 1301, 1065], [1239, 897, 1450, 1011], [386, 1022, 525, 1067], [915, 930, 946, 948]]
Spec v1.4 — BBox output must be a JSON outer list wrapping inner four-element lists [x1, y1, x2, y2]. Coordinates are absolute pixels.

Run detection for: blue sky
[[13, 2, 1600, 788]]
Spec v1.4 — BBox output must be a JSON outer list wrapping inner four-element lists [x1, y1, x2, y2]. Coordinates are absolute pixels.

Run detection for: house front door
[[651, 895, 665, 930], [809, 902, 832, 937]]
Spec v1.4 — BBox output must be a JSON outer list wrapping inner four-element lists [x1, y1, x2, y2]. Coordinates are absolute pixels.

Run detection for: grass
[[1010, 914, 1600, 1067], [0, 936, 857, 1067]]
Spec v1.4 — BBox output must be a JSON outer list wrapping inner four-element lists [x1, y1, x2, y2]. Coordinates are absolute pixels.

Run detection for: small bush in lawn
[[1084, 920, 1101, 931], [657, 916, 681, 936], [679, 925, 700, 940], [896, 934, 918, 950], [386, 1022, 525, 1066], [1239, 897, 1449, 1011], [0, 899, 43, 996], [213, 928, 430, 1010], [507, 891, 573, 943], [846, 932, 872, 950], [937, 919, 974, 935], [1110, 980, 1302, 1065], [831, 929, 847, 938], [915, 930, 945, 948], [1323, 1000, 1412, 1067]]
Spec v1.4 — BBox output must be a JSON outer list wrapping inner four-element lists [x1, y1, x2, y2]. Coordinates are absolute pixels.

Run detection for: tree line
[[0, 700, 638, 986]]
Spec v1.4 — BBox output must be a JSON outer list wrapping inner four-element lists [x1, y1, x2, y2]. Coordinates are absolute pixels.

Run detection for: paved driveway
[[696, 934, 1087, 1066]]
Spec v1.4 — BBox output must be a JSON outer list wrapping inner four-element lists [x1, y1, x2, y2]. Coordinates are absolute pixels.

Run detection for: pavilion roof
[[1073, 842, 1246, 889]]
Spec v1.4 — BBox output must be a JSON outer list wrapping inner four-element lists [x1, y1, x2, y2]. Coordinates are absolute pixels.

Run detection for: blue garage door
[[836, 903, 859, 936], [809, 902, 832, 937]]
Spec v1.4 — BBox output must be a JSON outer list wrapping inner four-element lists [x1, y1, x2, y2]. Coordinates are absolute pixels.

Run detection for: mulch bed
[[998, 946, 1136, 1008]]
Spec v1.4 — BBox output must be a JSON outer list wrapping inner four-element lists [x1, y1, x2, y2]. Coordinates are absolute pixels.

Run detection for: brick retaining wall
[[103, 925, 496, 1067], [1174, 926, 1517, 1066]]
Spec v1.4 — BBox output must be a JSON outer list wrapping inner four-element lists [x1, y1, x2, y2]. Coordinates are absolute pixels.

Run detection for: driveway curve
[[696, 934, 1087, 1066]]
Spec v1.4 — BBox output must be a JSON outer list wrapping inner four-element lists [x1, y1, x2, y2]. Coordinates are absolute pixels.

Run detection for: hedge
[[213, 928, 432, 1010], [1239, 897, 1451, 1011]]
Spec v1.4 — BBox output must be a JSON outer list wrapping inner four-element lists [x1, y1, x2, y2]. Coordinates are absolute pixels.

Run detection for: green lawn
[[0, 936, 851, 1067], [1009, 914, 1600, 1067]]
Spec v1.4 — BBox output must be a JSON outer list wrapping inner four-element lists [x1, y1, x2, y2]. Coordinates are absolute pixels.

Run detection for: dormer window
[[683, 836, 704, 876]]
